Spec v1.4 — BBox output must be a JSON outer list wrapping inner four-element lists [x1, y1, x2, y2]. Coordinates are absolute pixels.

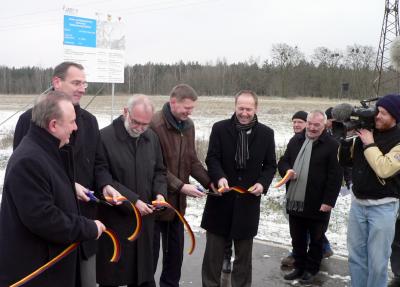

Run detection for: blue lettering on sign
[[64, 15, 96, 47]]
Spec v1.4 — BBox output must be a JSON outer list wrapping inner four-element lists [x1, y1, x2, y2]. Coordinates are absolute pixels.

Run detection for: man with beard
[[278, 110, 342, 285], [12, 61, 121, 287], [339, 94, 400, 287], [97, 95, 167, 287], [201, 90, 276, 287]]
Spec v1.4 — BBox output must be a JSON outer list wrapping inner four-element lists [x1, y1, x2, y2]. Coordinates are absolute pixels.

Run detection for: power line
[[0, 0, 219, 31]]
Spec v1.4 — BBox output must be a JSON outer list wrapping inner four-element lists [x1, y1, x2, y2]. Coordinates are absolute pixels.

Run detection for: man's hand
[[135, 199, 153, 216], [75, 182, 90, 202], [357, 129, 374, 146], [320, 204, 333, 212], [155, 194, 166, 202], [248, 183, 263, 196], [218, 178, 229, 191], [94, 220, 106, 239], [180, 184, 205, 198], [102, 185, 122, 205]]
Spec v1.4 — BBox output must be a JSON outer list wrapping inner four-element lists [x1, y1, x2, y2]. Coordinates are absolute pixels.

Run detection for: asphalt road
[[154, 232, 350, 287]]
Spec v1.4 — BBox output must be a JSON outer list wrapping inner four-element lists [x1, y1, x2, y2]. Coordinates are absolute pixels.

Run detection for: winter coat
[[0, 125, 98, 287], [13, 105, 113, 258], [339, 125, 400, 199], [278, 131, 343, 221], [150, 103, 210, 221], [200, 116, 276, 240], [97, 116, 167, 285]]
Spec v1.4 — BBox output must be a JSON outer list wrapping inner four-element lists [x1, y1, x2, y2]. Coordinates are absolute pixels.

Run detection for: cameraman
[[339, 94, 400, 287]]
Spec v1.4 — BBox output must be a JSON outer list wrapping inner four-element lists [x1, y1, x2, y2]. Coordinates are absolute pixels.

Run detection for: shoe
[[323, 249, 334, 258], [222, 257, 231, 273], [281, 255, 295, 267], [299, 271, 315, 285], [388, 276, 400, 287], [283, 268, 304, 280]]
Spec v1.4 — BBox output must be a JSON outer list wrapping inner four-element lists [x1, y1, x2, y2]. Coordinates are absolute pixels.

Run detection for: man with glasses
[[13, 61, 121, 287], [97, 94, 167, 287]]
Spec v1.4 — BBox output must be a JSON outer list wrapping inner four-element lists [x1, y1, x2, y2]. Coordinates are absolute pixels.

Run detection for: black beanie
[[376, 94, 400, 123], [325, 107, 333, 120], [292, 111, 308, 122]]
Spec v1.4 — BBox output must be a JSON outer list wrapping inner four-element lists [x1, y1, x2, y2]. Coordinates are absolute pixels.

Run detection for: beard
[[124, 117, 142, 138]]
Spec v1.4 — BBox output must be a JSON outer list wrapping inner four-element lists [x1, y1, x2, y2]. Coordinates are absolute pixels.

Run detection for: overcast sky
[[0, 0, 384, 68]]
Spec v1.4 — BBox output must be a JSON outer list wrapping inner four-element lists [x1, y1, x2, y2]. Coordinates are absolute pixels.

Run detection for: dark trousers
[[202, 231, 253, 287], [152, 218, 184, 287], [224, 239, 233, 260], [391, 216, 400, 277], [289, 215, 328, 274]]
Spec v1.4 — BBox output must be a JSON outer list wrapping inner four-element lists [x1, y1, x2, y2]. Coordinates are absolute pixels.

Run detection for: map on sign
[[63, 7, 125, 83]]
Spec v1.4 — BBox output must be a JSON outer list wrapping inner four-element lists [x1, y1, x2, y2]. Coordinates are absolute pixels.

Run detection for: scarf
[[162, 102, 188, 132], [234, 114, 257, 170], [286, 137, 314, 212]]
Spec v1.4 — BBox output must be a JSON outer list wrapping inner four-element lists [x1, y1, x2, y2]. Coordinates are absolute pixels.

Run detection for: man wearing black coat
[[97, 95, 167, 287], [201, 90, 276, 287], [278, 110, 342, 285], [12, 62, 121, 287], [0, 92, 106, 287]]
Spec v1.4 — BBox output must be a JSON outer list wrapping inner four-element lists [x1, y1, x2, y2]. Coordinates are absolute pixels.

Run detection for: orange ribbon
[[104, 196, 142, 241], [217, 186, 251, 194], [152, 200, 196, 255], [10, 228, 120, 287], [274, 170, 295, 188]]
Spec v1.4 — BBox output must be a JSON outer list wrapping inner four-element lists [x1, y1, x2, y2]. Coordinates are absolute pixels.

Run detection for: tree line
[[1, 43, 399, 99]]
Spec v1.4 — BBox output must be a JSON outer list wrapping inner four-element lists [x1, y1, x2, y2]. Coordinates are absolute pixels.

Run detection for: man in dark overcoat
[[97, 95, 167, 287], [278, 110, 342, 284], [201, 90, 276, 287], [0, 92, 105, 287], [12, 61, 121, 287]]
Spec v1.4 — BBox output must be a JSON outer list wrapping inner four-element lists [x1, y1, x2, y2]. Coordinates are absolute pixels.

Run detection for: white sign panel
[[63, 7, 125, 83]]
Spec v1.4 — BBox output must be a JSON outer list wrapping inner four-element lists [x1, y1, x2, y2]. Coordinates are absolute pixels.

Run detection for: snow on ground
[[0, 95, 352, 256]]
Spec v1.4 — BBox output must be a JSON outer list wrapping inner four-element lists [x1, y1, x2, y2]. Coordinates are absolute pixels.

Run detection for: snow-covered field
[[0, 94, 353, 256]]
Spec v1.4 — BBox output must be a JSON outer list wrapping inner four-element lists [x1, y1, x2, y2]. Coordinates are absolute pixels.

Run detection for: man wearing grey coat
[[97, 95, 167, 287]]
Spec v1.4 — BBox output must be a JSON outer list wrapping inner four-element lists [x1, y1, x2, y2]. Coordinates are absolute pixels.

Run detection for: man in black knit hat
[[340, 94, 400, 287]]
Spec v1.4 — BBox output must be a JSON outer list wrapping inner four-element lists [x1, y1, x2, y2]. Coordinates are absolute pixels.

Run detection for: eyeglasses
[[127, 110, 150, 128], [68, 80, 88, 89]]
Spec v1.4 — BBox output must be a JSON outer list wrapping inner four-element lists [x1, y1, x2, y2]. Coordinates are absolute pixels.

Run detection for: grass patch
[[0, 131, 13, 149]]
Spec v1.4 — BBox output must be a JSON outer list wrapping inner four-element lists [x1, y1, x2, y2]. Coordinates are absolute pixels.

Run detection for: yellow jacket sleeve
[[363, 144, 400, 178]]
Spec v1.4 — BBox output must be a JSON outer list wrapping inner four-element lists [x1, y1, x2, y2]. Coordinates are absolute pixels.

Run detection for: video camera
[[331, 98, 379, 140]]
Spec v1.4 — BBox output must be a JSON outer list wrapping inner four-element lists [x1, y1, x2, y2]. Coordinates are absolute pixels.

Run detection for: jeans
[[391, 215, 400, 277], [347, 199, 399, 287]]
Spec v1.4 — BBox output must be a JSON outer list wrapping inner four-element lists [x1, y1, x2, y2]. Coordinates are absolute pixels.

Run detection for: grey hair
[[127, 94, 154, 114], [307, 110, 327, 124], [32, 91, 72, 129], [234, 90, 258, 108]]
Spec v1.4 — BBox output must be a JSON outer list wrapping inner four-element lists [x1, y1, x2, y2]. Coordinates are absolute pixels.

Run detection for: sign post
[[63, 7, 125, 121]]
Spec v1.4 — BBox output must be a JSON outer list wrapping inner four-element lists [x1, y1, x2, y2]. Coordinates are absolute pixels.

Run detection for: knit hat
[[292, 111, 308, 122], [325, 107, 333, 120], [376, 94, 400, 123]]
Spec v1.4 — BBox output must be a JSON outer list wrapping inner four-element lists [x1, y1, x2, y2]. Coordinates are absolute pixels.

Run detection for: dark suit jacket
[[0, 125, 97, 287], [201, 115, 276, 239], [13, 105, 113, 258]]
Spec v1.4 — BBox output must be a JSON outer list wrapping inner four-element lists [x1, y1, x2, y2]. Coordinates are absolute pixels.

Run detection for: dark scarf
[[162, 102, 189, 132], [234, 114, 257, 170]]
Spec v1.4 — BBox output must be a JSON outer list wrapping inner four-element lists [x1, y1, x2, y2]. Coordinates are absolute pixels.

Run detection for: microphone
[[390, 36, 400, 72], [332, 103, 354, 122]]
